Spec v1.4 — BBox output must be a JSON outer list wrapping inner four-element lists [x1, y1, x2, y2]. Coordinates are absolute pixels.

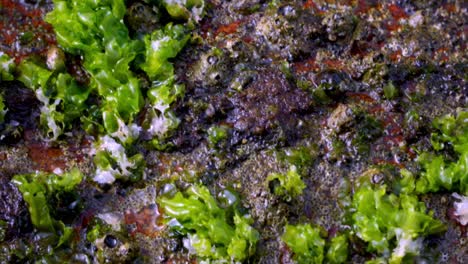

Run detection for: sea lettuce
[[348, 111, 467, 263], [267, 165, 306, 200], [161, 0, 205, 21], [207, 125, 229, 146], [11, 168, 83, 246], [0, 94, 6, 123], [17, 60, 52, 90], [145, 76, 185, 143], [93, 135, 145, 184], [416, 111, 468, 195], [351, 173, 445, 263], [282, 224, 325, 264], [17, 61, 90, 140], [0, 52, 15, 81], [44, 0, 200, 152], [141, 23, 189, 81], [326, 234, 348, 264], [141, 24, 188, 143], [281, 224, 348, 264], [45, 0, 194, 142], [158, 185, 259, 262], [0, 52, 12, 123], [46, 0, 144, 138], [44, 0, 201, 182], [45, 0, 127, 55]]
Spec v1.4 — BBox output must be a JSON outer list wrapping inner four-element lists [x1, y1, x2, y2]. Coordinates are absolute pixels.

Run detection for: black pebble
[[104, 235, 118, 248]]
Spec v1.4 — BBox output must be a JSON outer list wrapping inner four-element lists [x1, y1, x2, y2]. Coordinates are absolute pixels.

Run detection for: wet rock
[[1, 0, 467, 262], [0, 81, 39, 144], [327, 104, 353, 132], [227, 68, 311, 134], [66, 55, 90, 86], [0, 0, 55, 62], [27, 143, 67, 173], [322, 10, 356, 42], [124, 204, 163, 238], [188, 48, 234, 88], [126, 1, 161, 36], [0, 176, 30, 241]]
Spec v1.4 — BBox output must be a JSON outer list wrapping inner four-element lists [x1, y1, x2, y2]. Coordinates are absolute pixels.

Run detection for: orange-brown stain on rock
[[388, 4, 408, 20], [215, 20, 241, 36], [0, 0, 56, 63], [27, 143, 67, 173], [124, 204, 164, 238]]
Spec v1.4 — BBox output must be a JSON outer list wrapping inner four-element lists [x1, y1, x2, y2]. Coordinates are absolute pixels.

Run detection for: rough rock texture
[[0, 0, 466, 263]]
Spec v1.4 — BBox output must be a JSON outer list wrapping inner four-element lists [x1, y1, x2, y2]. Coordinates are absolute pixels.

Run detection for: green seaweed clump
[[326, 235, 349, 264], [18, 60, 90, 140], [44, 0, 193, 145], [282, 223, 348, 264], [161, 0, 205, 21], [267, 165, 306, 200], [158, 185, 259, 262], [350, 172, 445, 264], [207, 125, 229, 147], [11, 168, 84, 247], [282, 224, 325, 264], [0, 52, 14, 123], [0, 93, 6, 124], [42, 0, 202, 182], [45, 0, 145, 139], [416, 111, 468, 195], [0, 52, 15, 81]]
